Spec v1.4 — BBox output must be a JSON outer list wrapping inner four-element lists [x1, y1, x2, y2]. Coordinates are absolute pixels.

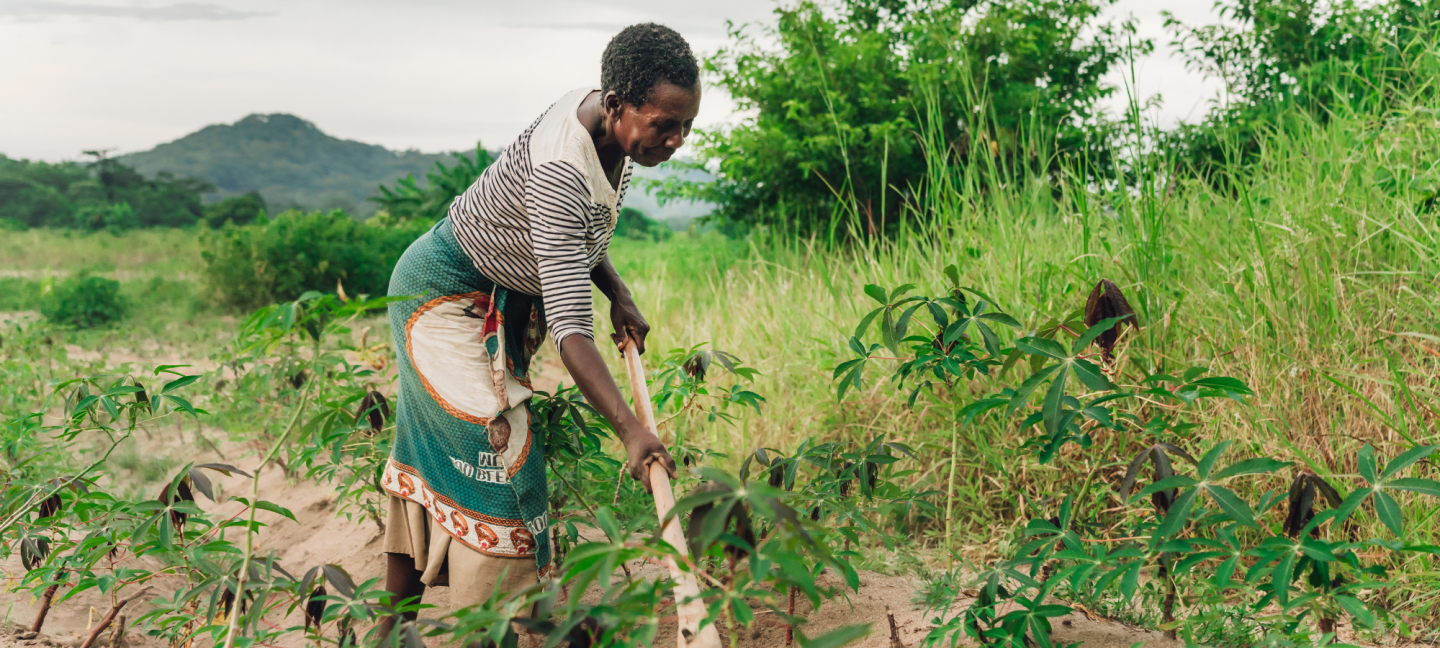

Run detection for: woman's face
[[606, 81, 701, 167]]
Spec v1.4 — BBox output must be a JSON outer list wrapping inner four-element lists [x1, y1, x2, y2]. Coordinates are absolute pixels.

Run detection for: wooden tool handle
[[621, 338, 721, 648]]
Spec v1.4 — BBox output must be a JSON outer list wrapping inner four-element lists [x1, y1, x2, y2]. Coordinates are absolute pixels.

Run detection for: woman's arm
[[591, 256, 650, 354], [560, 334, 676, 493], [524, 162, 674, 491]]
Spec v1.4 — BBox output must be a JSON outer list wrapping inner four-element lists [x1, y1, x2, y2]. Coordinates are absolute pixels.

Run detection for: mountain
[[118, 112, 715, 223], [118, 114, 451, 216]]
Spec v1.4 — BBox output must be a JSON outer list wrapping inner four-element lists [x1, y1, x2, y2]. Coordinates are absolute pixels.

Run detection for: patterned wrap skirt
[[379, 217, 553, 586]]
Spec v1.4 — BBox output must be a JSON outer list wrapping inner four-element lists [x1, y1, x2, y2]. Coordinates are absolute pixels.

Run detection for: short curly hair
[[601, 23, 699, 107]]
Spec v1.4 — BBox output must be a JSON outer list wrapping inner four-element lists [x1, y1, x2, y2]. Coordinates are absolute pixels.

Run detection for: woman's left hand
[[609, 292, 650, 354]]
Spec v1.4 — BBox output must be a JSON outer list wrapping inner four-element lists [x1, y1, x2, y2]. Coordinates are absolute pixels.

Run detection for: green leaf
[[1387, 478, 1440, 497], [942, 264, 960, 286], [796, 623, 871, 648], [888, 284, 916, 302], [1358, 445, 1377, 484], [1205, 485, 1257, 527], [1196, 441, 1232, 479], [1158, 488, 1199, 539], [1016, 337, 1068, 360], [853, 307, 883, 341], [926, 301, 949, 331], [1007, 364, 1061, 414], [1119, 561, 1142, 601], [254, 500, 297, 522], [1273, 552, 1296, 606], [1332, 488, 1372, 526], [1072, 316, 1129, 355], [1042, 365, 1070, 441], [863, 285, 887, 305], [1214, 555, 1239, 589], [1070, 358, 1117, 391], [976, 312, 1021, 328], [1185, 376, 1254, 395], [162, 374, 200, 393], [1381, 445, 1438, 480], [976, 322, 1002, 358], [1211, 457, 1289, 481], [1374, 489, 1403, 537], [1334, 595, 1375, 628]]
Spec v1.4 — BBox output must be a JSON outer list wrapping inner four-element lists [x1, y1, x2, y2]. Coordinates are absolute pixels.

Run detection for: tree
[[665, 0, 1142, 237], [204, 191, 268, 228], [371, 143, 494, 222]]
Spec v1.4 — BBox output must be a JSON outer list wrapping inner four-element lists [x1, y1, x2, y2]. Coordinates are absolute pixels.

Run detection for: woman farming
[[375, 23, 696, 627]]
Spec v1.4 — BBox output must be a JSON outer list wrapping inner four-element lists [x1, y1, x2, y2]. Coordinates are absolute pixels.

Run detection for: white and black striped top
[[449, 87, 632, 348]]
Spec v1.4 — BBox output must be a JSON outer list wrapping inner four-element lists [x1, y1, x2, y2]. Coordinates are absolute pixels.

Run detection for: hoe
[[621, 336, 723, 648]]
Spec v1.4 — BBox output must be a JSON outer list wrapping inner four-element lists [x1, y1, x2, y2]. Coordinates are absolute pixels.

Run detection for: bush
[[201, 209, 428, 310], [41, 273, 128, 328], [616, 206, 670, 241], [203, 191, 267, 228]]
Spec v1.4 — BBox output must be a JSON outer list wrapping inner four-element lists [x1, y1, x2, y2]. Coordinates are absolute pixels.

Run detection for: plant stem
[[220, 385, 311, 648], [0, 431, 133, 536], [78, 600, 126, 648], [29, 583, 59, 633], [553, 467, 631, 579], [945, 419, 960, 559]]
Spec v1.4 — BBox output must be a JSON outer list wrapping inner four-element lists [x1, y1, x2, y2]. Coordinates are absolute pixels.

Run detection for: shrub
[[616, 206, 670, 241], [73, 202, 137, 231], [40, 273, 128, 328], [203, 191, 267, 228], [201, 209, 428, 310]]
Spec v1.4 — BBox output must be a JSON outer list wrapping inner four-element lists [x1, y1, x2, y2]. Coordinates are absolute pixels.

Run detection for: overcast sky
[[1, 0, 1224, 162]]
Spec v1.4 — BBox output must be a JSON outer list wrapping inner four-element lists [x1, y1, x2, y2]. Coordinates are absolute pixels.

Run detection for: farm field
[[6, 1, 1440, 646], [4, 89, 1440, 646]]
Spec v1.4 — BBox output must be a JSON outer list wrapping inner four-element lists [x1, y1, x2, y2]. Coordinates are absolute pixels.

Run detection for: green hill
[[118, 114, 451, 217]]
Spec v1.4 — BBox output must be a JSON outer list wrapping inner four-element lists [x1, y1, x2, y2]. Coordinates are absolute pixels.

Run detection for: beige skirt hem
[[382, 494, 539, 609]]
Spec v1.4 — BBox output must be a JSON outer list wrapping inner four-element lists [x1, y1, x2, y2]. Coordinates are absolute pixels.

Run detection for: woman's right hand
[[558, 333, 677, 494], [624, 428, 678, 494]]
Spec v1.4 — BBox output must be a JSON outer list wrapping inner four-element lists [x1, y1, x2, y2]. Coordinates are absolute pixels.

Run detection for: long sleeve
[[524, 160, 595, 348]]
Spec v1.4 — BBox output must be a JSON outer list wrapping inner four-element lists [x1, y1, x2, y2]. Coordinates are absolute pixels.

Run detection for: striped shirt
[[449, 87, 632, 348]]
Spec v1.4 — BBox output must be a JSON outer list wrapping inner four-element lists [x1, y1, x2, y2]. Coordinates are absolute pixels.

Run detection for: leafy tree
[[83, 151, 213, 229], [0, 152, 214, 229], [666, 0, 1142, 236], [204, 191, 268, 228], [0, 156, 86, 228], [371, 143, 494, 222], [1165, 0, 1440, 178]]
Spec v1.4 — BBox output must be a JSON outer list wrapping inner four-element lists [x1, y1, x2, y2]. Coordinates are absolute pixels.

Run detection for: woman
[[376, 23, 698, 627]]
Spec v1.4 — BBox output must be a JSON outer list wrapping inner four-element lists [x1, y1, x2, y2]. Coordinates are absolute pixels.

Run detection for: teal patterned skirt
[[380, 218, 552, 576]]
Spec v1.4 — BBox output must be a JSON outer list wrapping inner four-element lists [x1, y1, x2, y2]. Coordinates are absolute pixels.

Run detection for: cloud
[[0, 1, 269, 21]]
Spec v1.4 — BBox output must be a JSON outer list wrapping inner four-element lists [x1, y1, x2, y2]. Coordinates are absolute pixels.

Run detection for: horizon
[[2, 0, 1220, 164]]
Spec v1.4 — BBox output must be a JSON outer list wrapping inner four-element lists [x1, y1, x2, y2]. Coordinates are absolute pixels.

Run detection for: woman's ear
[[602, 91, 625, 121]]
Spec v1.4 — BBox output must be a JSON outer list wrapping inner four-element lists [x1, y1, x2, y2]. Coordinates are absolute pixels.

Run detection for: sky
[[0, 0, 1225, 163]]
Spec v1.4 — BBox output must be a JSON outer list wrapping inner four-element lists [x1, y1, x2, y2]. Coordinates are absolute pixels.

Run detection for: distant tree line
[[0, 151, 266, 231]]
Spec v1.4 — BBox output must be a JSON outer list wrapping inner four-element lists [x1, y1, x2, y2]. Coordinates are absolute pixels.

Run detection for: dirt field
[[0, 445, 1182, 648]]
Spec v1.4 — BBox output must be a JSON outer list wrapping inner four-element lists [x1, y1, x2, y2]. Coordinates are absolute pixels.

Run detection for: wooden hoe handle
[[621, 338, 722, 648]]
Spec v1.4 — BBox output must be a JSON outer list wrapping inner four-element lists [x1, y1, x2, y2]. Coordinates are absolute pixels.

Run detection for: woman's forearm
[[590, 256, 629, 302], [559, 333, 644, 444]]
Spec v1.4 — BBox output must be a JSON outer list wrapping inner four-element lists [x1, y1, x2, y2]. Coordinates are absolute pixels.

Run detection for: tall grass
[[605, 38, 1440, 630]]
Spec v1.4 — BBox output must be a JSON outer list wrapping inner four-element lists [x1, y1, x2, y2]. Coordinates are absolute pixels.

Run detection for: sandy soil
[[0, 440, 1187, 648], [0, 350, 1317, 648]]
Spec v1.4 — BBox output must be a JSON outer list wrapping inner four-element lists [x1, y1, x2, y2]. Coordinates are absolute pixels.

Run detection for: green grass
[[0, 227, 203, 277], [599, 96, 1440, 633]]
